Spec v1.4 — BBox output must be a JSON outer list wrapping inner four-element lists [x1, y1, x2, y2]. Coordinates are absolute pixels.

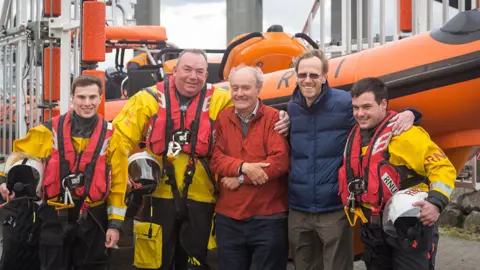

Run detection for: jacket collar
[[292, 80, 332, 111], [235, 99, 260, 123], [228, 99, 265, 128], [70, 110, 99, 138]]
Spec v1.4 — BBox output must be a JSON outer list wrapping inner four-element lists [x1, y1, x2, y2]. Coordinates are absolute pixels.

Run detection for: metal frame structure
[[0, 0, 139, 160], [0, 0, 37, 158], [302, 0, 479, 57], [48, 0, 80, 114], [108, 0, 137, 26], [456, 153, 480, 190]]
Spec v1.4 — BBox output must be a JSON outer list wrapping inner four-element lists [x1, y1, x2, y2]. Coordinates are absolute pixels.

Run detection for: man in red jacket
[[209, 65, 290, 270]]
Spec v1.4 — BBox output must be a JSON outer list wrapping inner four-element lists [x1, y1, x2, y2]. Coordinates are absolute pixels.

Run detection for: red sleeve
[[262, 111, 290, 180], [209, 115, 244, 177]]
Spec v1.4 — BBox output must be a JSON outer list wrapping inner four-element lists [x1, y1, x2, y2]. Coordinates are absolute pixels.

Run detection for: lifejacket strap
[[345, 125, 359, 182], [57, 114, 69, 181], [83, 119, 109, 200]]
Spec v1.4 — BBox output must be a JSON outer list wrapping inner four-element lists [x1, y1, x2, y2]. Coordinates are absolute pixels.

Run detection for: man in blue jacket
[[287, 49, 418, 270]]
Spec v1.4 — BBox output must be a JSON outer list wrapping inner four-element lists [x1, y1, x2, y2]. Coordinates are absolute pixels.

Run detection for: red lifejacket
[[144, 75, 214, 157], [338, 111, 403, 214], [42, 110, 113, 202]]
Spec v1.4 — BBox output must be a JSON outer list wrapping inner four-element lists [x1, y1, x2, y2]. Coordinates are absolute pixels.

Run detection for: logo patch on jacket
[[381, 172, 398, 195]]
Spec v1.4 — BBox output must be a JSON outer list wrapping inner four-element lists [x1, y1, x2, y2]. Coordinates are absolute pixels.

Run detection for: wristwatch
[[238, 174, 245, 185], [238, 162, 244, 175]]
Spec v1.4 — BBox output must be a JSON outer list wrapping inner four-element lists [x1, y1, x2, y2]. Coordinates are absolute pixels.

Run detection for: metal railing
[[0, 0, 136, 159], [302, 0, 479, 58], [0, 0, 39, 159], [0, 0, 83, 159]]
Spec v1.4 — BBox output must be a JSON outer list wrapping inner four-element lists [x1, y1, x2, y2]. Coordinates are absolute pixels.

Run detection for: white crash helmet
[[3, 152, 44, 200], [127, 151, 162, 194], [382, 188, 428, 237]]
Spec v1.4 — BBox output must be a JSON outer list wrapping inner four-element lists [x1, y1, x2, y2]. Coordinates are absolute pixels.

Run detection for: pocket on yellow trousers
[[133, 222, 162, 269]]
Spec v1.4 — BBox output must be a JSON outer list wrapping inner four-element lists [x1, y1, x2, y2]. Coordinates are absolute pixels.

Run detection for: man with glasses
[[287, 49, 420, 270]]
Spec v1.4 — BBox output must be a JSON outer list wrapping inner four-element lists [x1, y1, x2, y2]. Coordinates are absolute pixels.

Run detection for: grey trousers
[[288, 208, 354, 270]]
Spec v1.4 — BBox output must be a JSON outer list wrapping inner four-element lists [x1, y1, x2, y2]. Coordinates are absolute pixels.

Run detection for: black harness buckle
[[172, 130, 192, 146], [63, 173, 85, 189], [348, 178, 366, 194]]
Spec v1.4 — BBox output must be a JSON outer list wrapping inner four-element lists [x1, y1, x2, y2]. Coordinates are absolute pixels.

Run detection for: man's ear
[[321, 74, 327, 84], [381, 99, 388, 112]]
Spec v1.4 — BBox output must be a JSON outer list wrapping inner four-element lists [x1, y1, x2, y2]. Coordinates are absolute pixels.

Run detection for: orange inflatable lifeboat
[[250, 10, 480, 174], [218, 25, 316, 80], [39, 10, 480, 172], [160, 25, 315, 83]]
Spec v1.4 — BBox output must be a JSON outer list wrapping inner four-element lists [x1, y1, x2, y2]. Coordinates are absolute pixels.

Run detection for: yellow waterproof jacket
[[0, 118, 129, 228], [112, 85, 233, 203], [362, 125, 457, 212]]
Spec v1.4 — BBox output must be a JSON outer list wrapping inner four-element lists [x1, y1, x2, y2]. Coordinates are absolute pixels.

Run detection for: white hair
[[228, 65, 264, 90]]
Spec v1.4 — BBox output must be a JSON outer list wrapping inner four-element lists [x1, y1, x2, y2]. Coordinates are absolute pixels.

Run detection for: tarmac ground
[[108, 229, 480, 270], [1, 214, 479, 269]]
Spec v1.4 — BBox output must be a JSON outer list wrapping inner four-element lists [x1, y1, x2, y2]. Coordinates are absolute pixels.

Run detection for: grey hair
[[175, 48, 208, 67], [228, 65, 264, 90]]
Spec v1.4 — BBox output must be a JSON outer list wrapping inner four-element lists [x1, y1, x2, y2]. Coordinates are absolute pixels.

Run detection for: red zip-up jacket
[[210, 101, 290, 220]]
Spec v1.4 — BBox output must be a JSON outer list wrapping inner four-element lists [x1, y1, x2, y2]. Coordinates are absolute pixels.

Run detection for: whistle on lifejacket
[[48, 178, 77, 210], [344, 206, 368, 227], [47, 197, 75, 210], [167, 141, 181, 162]]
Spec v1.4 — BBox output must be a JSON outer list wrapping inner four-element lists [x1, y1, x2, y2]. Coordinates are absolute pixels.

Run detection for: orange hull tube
[[105, 26, 168, 42]]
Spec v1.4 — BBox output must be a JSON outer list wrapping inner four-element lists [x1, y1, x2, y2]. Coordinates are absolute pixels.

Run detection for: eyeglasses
[[297, 73, 321, 79]]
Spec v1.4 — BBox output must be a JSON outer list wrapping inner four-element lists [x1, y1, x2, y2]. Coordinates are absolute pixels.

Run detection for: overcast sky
[[100, 0, 460, 69], [158, 0, 459, 47]]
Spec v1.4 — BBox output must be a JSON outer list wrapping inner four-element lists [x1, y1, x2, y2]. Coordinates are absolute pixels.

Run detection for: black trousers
[[37, 202, 108, 270], [430, 225, 439, 270], [136, 197, 214, 270], [215, 213, 288, 270], [360, 223, 433, 270], [0, 198, 41, 270]]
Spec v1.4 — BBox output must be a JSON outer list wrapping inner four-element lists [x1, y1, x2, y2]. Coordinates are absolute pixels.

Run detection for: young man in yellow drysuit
[[0, 75, 129, 270], [338, 77, 456, 270]]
